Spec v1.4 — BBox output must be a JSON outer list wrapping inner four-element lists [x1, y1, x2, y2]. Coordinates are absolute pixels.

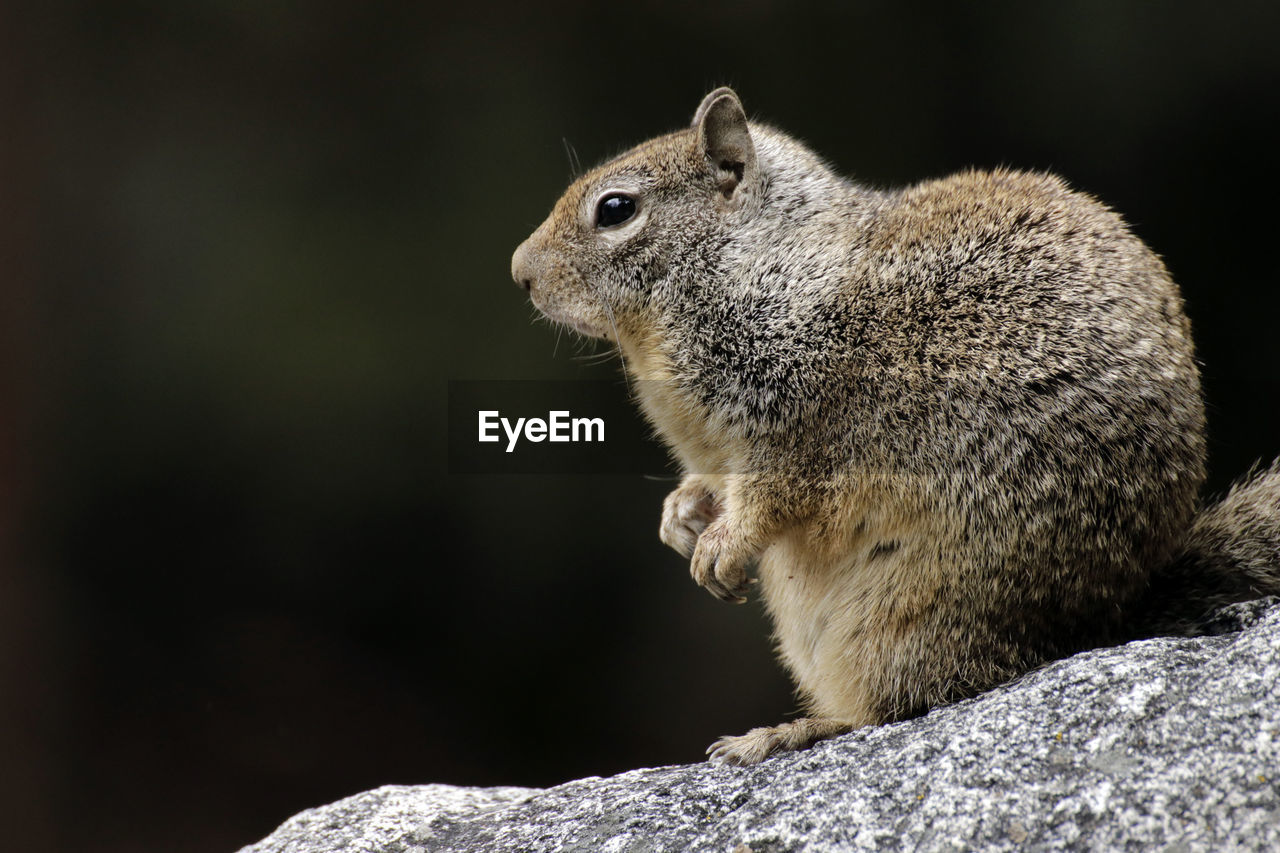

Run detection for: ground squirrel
[[510, 87, 1280, 765]]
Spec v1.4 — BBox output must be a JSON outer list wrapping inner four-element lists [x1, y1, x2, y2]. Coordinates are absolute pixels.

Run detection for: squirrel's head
[[511, 87, 762, 342]]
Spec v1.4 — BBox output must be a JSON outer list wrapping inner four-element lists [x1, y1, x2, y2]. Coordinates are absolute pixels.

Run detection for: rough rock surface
[[242, 600, 1280, 852]]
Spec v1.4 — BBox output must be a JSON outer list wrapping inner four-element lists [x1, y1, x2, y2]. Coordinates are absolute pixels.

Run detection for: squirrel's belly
[[758, 521, 945, 724]]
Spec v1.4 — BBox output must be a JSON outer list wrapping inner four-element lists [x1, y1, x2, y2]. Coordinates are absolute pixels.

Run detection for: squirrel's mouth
[[563, 315, 614, 340], [567, 318, 610, 338], [556, 314, 609, 338], [530, 297, 612, 340]]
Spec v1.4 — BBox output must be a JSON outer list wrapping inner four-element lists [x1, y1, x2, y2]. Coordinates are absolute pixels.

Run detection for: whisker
[[597, 295, 630, 393], [562, 137, 583, 179], [572, 348, 621, 366]]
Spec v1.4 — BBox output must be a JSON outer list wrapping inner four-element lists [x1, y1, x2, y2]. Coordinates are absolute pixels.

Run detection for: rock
[[241, 599, 1280, 852]]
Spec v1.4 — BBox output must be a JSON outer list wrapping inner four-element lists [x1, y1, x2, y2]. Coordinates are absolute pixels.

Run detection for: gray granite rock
[[242, 599, 1280, 852]]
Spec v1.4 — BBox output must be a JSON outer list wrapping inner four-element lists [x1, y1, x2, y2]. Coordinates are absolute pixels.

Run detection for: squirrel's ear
[[693, 88, 757, 204], [691, 86, 738, 127]]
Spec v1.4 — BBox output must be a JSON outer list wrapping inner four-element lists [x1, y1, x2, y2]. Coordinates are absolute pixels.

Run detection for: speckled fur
[[511, 88, 1280, 765]]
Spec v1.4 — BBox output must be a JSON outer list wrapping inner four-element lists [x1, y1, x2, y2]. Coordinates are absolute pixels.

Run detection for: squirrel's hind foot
[[706, 717, 853, 766]]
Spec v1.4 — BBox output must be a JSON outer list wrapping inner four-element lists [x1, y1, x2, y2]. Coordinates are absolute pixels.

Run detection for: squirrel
[[510, 87, 1280, 765]]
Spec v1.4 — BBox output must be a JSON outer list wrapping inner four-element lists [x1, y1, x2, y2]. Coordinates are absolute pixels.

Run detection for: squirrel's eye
[[596, 193, 637, 228]]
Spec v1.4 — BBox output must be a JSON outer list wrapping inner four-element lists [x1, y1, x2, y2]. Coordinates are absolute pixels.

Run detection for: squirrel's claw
[[707, 718, 854, 765], [706, 728, 783, 765], [660, 479, 721, 559], [690, 520, 752, 603]]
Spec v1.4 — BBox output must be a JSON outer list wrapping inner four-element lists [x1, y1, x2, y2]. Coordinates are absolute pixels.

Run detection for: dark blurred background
[[4, 1, 1279, 851]]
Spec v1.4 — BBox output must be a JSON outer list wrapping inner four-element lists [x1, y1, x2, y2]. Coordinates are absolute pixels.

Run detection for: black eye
[[596, 193, 637, 228]]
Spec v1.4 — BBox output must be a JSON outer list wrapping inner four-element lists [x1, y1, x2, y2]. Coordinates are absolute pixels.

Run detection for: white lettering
[[480, 410, 606, 452], [478, 411, 500, 443], [549, 411, 570, 442], [502, 417, 525, 453], [573, 417, 605, 442]]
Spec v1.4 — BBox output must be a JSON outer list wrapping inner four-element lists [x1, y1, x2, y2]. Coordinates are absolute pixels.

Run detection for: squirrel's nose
[[511, 240, 535, 292]]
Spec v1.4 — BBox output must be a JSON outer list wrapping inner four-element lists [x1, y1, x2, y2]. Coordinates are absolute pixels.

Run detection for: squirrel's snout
[[511, 240, 535, 293]]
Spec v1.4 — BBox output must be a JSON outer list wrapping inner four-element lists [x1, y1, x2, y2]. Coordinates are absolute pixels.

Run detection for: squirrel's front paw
[[690, 519, 755, 603], [660, 478, 721, 559]]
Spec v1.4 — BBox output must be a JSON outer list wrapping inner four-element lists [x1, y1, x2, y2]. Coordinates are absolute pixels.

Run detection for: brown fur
[[511, 88, 1280, 764]]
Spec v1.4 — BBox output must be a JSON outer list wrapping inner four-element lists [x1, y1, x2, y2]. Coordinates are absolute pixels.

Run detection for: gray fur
[[511, 88, 1280, 764]]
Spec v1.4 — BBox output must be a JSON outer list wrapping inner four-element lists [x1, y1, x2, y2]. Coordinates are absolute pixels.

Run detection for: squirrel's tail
[[1138, 459, 1280, 636]]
